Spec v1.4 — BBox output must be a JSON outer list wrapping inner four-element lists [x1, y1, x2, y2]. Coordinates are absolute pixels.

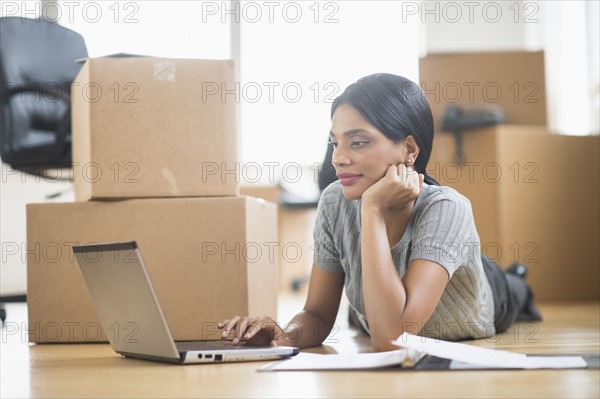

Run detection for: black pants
[[481, 255, 532, 333]]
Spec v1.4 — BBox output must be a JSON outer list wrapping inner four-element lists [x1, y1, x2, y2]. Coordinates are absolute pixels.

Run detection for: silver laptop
[[73, 241, 299, 364]]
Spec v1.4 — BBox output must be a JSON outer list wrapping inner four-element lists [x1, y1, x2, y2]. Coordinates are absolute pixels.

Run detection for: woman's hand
[[361, 164, 424, 213], [218, 315, 288, 346]]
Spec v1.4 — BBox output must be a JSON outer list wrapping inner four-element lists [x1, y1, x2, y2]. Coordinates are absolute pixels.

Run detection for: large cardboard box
[[72, 57, 238, 200], [429, 126, 599, 301], [419, 51, 547, 130], [26, 196, 277, 342], [240, 184, 317, 293]]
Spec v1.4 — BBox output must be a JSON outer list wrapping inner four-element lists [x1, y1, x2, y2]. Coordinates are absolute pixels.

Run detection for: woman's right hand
[[218, 315, 287, 346], [361, 164, 423, 213]]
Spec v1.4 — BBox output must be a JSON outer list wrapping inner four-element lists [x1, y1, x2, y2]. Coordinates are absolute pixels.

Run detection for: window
[[55, 1, 230, 59], [239, 1, 419, 170]]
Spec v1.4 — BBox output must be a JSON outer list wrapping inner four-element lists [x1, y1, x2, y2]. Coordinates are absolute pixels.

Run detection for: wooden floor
[[1, 294, 599, 398]]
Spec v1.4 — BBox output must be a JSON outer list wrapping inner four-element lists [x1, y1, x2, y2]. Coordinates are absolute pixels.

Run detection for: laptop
[[72, 241, 299, 364]]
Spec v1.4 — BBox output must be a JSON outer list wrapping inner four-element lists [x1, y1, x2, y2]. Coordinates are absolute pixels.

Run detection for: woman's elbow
[[370, 321, 422, 352], [371, 335, 402, 352]]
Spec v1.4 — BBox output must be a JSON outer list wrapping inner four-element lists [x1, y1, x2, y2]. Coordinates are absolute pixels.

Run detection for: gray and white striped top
[[313, 181, 496, 340]]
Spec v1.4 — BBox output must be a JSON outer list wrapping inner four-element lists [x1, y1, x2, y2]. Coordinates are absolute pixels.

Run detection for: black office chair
[[0, 16, 87, 172], [0, 17, 88, 321], [318, 140, 337, 191], [441, 105, 505, 164]]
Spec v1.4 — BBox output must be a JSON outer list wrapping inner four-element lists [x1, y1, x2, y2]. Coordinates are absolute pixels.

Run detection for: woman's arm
[[359, 164, 448, 351], [284, 264, 345, 348], [219, 264, 344, 349], [360, 204, 448, 351]]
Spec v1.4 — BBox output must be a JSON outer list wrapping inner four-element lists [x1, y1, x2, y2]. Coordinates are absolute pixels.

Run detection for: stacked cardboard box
[[421, 51, 599, 301], [420, 51, 547, 130], [239, 184, 317, 293], [27, 57, 279, 342]]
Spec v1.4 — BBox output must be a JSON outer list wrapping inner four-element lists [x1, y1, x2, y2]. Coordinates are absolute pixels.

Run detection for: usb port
[[205, 354, 212, 359]]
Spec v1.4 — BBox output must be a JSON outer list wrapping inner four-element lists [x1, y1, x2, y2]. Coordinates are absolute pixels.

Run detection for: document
[[259, 350, 413, 371], [392, 333, 588, 369], [260, 333, 588, 371]]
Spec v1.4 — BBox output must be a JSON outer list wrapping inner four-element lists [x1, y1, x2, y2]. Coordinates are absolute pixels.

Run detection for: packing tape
[[154, 59, 176, 81]]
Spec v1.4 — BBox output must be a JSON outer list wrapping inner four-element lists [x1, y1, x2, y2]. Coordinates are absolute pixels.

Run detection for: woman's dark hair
[[331, 73, 440, 186]]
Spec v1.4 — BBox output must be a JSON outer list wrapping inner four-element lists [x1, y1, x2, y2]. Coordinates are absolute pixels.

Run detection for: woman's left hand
[[361, 164, 424, 213]]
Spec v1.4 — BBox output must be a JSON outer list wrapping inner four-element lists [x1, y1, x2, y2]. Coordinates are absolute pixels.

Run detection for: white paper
[[393, 333, 587, 369], [260, 350, 409, 371], [261, 333, 587, 371], [449, 356, 588, 370]]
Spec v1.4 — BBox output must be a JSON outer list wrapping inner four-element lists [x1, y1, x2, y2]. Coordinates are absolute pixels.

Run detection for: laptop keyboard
[[175, 341, 255, 351]]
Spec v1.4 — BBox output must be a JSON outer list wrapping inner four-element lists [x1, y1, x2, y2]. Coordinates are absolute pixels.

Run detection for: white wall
[[423, 0, 527, 53], [239, 1, 420, 168]]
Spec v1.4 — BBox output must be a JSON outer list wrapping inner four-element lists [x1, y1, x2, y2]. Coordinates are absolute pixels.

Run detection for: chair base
[[0, 295, 27, 322]]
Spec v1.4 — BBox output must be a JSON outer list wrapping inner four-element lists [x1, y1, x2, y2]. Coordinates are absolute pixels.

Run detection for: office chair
[[318, 140, 337, 191], [0, 16, 87, 172], [441, 105, 505, 163], [0, 17, 87, 321]]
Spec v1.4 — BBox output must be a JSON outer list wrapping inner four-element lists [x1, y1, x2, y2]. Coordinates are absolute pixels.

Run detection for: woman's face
[[329, 104, 407, 200]]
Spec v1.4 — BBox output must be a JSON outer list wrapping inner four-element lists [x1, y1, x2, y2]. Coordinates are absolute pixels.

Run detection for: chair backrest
[[0, 17, 88, 171]]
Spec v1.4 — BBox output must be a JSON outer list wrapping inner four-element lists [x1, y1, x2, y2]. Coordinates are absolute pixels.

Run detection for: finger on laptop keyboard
[[244, 322, 261, 340], [220, 315, 240, 339], [234, 317, 253, 344]]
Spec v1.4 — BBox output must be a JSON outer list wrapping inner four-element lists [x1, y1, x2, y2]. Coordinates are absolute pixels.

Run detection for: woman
[[218, 73, 540, 352]]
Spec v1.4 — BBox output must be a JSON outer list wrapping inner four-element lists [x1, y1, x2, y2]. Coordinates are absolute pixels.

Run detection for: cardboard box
[[26, 196, 277, 343], [419, 51, 547, 131], [277, 207, 317, 293], [72, 57, 238, 200], [240, 184, 317, 293], [428, 126, 599, 301]]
